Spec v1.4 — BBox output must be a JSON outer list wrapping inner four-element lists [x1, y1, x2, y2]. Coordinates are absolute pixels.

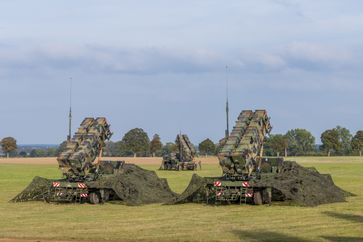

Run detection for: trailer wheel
[[89, 192, 100, 204], [100, 190, 110, 202], [253, 191, 263, 205], [103, 191, 110, 202], [262, 188, 272, 205]]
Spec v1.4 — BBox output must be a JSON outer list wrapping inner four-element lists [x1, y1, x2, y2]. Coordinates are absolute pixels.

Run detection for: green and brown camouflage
[[41, 117, 124, 204], [46, 160, 125, 204], [57, 117, 112, 180], [219, 110, 272, 177], [205, 109, 279, 205], [160, 134, 198, 171]]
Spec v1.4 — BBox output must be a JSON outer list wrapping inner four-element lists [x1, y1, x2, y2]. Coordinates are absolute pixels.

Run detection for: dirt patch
[[171, 161, 351, 206], [0, 156, 218, 165], [0, 239, 124, 242], [11, 164, 176, 205], [0, 157, 59, 165], [0, 157, 164, 165]]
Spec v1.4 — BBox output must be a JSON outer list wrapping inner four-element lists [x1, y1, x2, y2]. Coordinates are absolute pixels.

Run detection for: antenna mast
[[179, 131, 183, 162], [225, 66, 230, 138], [67, 78, 72, 141]]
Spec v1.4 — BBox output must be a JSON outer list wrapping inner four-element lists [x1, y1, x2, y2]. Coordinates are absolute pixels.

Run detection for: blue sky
[[0, 0, 362, 144]]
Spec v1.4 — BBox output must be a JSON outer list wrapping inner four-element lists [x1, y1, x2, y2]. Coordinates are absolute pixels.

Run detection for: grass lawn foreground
[[0, 156, 362, 241]]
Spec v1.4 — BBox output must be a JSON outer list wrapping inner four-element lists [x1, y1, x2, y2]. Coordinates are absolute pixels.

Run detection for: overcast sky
[[0, 0, 362, 144]]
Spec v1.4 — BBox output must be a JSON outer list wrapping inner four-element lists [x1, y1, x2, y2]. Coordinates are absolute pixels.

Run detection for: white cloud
[[286, 42, 351, 63]]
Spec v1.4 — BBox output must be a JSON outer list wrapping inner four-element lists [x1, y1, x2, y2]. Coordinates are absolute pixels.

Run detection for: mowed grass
[[0, 157, 363, 241]]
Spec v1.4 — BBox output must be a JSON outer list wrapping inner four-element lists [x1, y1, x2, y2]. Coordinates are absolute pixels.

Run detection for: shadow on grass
[[232, 230, 310, 242], [322, 236, 363, 242], [324, 211, 363, 224]]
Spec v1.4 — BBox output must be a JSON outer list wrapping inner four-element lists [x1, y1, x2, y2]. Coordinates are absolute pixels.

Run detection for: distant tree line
[[104, 129, 219, 157], [265, 126, 363, 157], [2, 125, 363, 158]]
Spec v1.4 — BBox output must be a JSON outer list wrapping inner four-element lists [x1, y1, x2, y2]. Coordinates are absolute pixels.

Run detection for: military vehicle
[[160, 134, 198, 171], [205, 110, 282, 205], [48, 117, 125, 204]]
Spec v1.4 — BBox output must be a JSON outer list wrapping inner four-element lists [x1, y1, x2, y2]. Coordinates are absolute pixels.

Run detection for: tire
[[102, 190, 110, 202], [253, 191, 263, 205], [89, 192, 100, 204], [262, 189, 272, 205]]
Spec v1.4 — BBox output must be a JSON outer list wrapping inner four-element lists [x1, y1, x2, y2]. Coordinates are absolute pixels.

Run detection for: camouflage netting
[[88, 164, 177, 205], [170, 161, 352, 207], [168, 174, 210, 204], [12, 162, 350, 206], [11, 176, 52, 202], [253, 161, 352, 206], [11, 164, 177, 205]]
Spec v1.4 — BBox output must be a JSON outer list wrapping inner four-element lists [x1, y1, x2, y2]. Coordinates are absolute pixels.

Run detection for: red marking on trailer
[[242, 181, 250, 188], [80, 193, 88, 198], [216, 191, 223, 197], [214, 181, 222, 187], [52, 182, 60, 187], [245, 192, 253, 197], [77, 183, 87, 189]]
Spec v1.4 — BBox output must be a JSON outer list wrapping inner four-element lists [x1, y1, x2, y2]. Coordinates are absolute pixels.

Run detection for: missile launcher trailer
[[48, 117, 125, 204], [160, 134, 198, 171], [206, 110, 279, 205]]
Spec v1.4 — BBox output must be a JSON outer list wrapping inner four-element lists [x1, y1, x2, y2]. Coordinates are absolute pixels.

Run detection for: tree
[[104, 141, 123, 157], [285, 129, 315, 156], [18, 151, 27, 157], [352, 131, 363, 156], [1, 137, 17, 158], [321, 129, 340, 156], [266, 134, 288, 157], [121, 128, 150, 157], [46, 147, 57, 157], [30, 149, 38, 157], [150, 134, 163, 157], [198, 138, 216, 156], [321, 126, 353, 156], [162, 142, 177, 156], [335, 126, 353, 155]]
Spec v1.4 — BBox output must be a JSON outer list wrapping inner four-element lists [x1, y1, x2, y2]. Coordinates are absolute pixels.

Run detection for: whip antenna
[[67, 77, 72, 141], [225, 66, 230, 138]]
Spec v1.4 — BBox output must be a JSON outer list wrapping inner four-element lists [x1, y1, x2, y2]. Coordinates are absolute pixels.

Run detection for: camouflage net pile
[[12, 164, 177, 205], [88, 164, 177, 205], [170, 161, 351, 207], [12, 162, 350, 206], [253, 161, 352, 206], [11, 176, 52, 202]]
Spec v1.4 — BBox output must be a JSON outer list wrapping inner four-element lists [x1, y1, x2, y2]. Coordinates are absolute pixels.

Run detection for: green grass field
[[1, 157, 363, 241]]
